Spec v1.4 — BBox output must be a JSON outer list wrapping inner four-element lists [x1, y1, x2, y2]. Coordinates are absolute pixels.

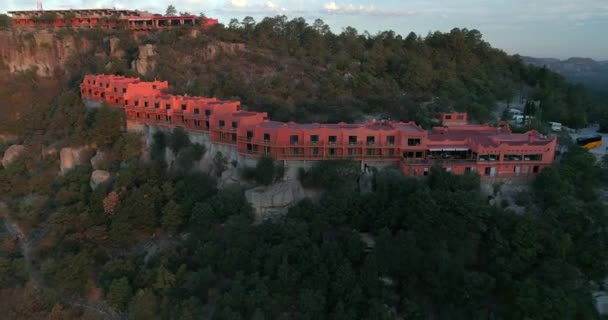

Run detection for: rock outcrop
[[2, 145, 25, 167], [0, 30, 91, 77], [60, 146, 94, 175], [90, 170, 111, 190], [90, 150, 108, 170], [245, 180, 316, 223], [109, 37, 125, 58], [132, 44, 156, 76]]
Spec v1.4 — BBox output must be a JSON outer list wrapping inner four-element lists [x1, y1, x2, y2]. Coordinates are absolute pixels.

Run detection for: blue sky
[[3, 0, 608, 60]]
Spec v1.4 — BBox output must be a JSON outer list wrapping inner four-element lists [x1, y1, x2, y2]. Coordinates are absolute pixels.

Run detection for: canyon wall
[[0, 30, 91, 77]]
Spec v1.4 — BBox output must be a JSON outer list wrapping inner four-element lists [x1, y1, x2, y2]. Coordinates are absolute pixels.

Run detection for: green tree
[[169, 127, 190, 154], [91, 105, 125, 147], [161, 200, 184, 233], [165, 5, 177, 16], [107, 277, 133, 311], [0, 14, 10, 29], [254, 156, 276, 185], [129, 289, 160, 320]]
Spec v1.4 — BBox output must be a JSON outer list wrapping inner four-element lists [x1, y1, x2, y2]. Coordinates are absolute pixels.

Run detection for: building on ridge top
[[80, 74, 557, 179], [7, 8, 219, 30]]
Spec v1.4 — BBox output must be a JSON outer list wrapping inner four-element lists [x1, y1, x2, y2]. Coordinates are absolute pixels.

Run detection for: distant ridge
[[522, 56, 608, 100]]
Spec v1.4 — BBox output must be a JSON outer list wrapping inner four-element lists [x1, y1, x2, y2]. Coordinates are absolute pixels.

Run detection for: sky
[[3, 0, 608, 60]]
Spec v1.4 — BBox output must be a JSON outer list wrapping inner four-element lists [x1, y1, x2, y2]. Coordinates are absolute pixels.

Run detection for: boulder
[[218, 165, 242, 189], [90, 150, 108, 170], [2, 145, 25, 167], [245, 180, 308, 223], [60, 146, 94, 175], [90, 170, 111, 190]]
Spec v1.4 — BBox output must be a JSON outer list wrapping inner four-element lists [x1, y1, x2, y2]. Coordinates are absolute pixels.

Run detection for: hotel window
[[106, 84, 110, 88], [290, 135, 299, 145], [146, 114, 150, 119], [533, 165, 540, 173], [88, 90, 92, 94], [457, 115, 465, 120], [166, 104, 171, 110], [155, 103, 160, 109], [205, 121, 209, 128], [310, 135, 319, 144], [122, 88, 126, 93], [367, 136, 375, 145], [134, 100, 140, 106], [415, 152, 423, 158], [445, 115, 452, 120], [386, 136, 395, 145], [114, 88, 117, 92], [291, 148, 301, 155], [152, 85, 157, 89], [329, 148, 336, 156], [367, 149, 374, 156], [387, 149, 394, 156], [156, 115, 161, 121], [408, 138, 421, 146], [232, 121, 238, 129], [246, 131, 253, 139], [194, 108, 200, 114], [329, 136, 337, 144], [348, 148, 356, 156], [264, 133, 270, 141], [349, 136, 358, 145], [205, 110, 211, 116], [264, 146, 271, 155], [219, 120, 225, 127], [167, 116, 172, 123], [136, 112, 140, 118], [312, 148, 319, 156], [194, 120, 201, 127], [524, 154, 543, 161], [465, 167, 473, 173], [181, 104, 187, 111], [144, 101, 148, 107], [125, 100, 129, 105]]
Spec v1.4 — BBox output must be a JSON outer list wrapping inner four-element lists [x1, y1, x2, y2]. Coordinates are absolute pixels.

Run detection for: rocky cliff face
[[0, 30, 91, 77]]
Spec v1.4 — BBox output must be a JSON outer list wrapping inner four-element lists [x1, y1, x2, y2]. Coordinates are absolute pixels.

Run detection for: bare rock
[[131, 44, 157, 76], [245, 180, 308, 223], [109, 37, 125, 58], [90, 170, 111, 190], [2, 144, 25, 167], [60, 146, 94, 175], [90, 150, 109, 170]]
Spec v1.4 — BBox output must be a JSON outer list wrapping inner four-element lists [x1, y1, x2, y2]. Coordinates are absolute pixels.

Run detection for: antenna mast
[[37, 0, 43, 11]]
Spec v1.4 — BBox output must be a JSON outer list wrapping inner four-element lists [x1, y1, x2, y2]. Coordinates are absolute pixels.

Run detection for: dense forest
[[1, 10, 608, 319], [2, 119, 608, 318]]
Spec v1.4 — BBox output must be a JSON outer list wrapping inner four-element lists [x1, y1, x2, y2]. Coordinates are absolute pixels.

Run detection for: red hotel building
[[7, 9, 219, 30], [80, 74, 557, 178]]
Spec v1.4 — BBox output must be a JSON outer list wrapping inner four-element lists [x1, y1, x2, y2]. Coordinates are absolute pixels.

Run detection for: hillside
[[0, 19, 596, 135], [2, 16, 608, 320]]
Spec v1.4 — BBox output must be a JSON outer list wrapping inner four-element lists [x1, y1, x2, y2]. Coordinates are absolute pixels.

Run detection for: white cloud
[[321, 2, 416, 17], [231, 0, 248, 8]]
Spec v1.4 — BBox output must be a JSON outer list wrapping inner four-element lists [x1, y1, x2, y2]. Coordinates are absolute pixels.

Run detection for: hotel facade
[[80, 74, 557, 178], [7, 9, 219, 30]]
